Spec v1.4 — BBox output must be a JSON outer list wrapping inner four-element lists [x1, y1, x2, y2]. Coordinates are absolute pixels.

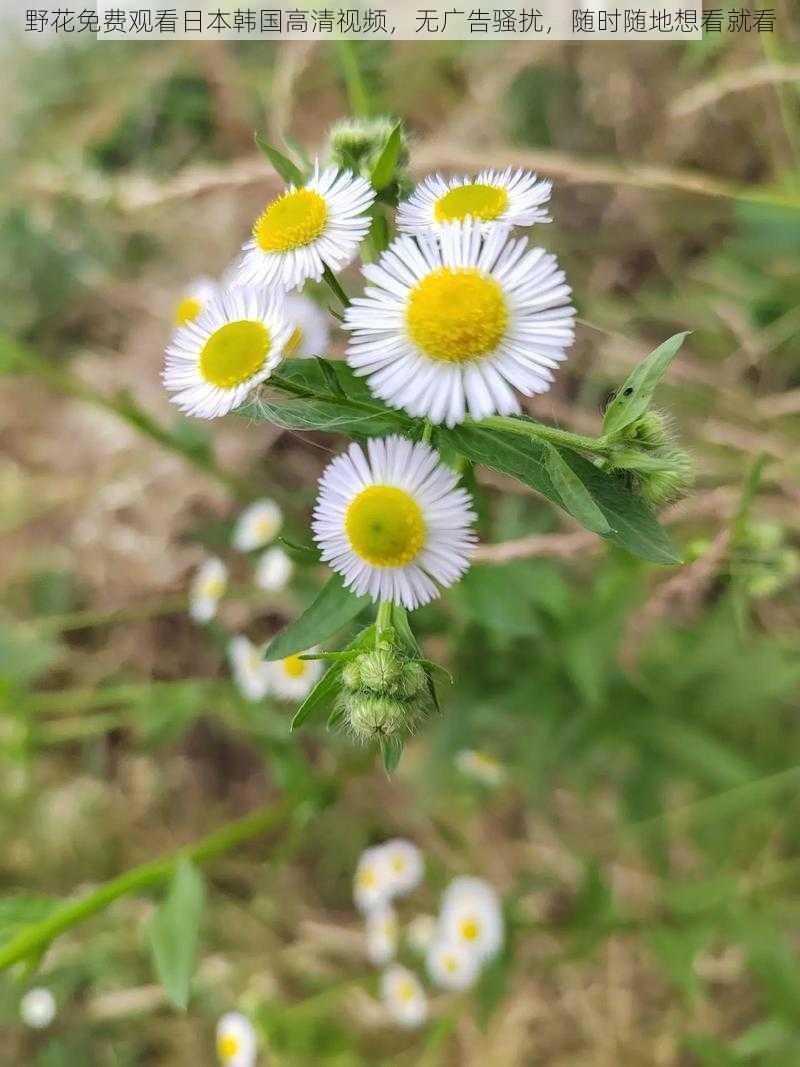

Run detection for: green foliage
[[264, 574, 369, 662], [147, 860, 205, 1011]]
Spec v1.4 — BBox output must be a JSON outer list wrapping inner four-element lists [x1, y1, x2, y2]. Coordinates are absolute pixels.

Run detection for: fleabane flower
[[238, 164, 375, 291], [344, 221, 575, 426], [381, 964, 428, 1029], [439, 877, 504, 964], [216, 1011, 257, 1067], [255, 545, 294, 592], [354, 844, 393, 913], [455, 749, 507, 788], [228, 635, 270, 702], [382, 838, 424, 898], [163, 286, 291, 420], [406, 913, 437, 955], [366, 903, 399, 966], [426, 937, 481, 992], [20, 988, 56, 1029], [312, 436, 476, 611], [267, 650, 323, 702], [283, 292, 332, 358], [233, 499, 284, 552], [397, 168, 552, 235], [189, 557, 228, 623], [174, 275, 218, 326]]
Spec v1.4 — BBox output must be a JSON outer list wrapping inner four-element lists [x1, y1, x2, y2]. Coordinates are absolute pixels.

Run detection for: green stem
[[335, 41, 371, 118], [376, 601, 393, 642], [477, 415, 613, 457], [321, 264, 350, 310], [0, 787, 334, 973]]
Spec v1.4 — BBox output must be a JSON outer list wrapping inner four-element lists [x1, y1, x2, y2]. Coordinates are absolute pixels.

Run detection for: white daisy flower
[[455, 749, 507, 788], [439, 877, 504, 964], [426, 937, 481, 992], [189, 557, 228, 623], [233, 499, 284, 552], [216, 1011, 257, 1067], [312, 435, 476, 611], [354, 844, 393, 913], [20, 988, 56, 1029], [267, 650, 323, 702], [382, 838, 424, 898], [397, 168, 552, 236], [283, 292, 332, 358], [406, 913, 437, 955], [173, 275, 219, 326], [344, 220, 575, 426], [228, 635, 270, 702], [163, 286, 291, 420], [238, 163, 376, 292], [254, 545, 294, 592], [366, 903, 399, 966], [381, 964, 428, 1029]]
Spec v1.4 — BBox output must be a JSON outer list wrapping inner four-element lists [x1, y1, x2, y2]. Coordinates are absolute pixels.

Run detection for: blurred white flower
[[381, 964, 428, 1029], [233, 499, 284, 552], [455, 749, 506, 788], [382, 838, 424, 898], [255, 545, 294, 592], [406, 913, 437, 955], [174, 275, 219, 326], [216, 1011, 257, 1067], [283, 292, 332, 358], [426, 937, 481, 992], [189, 557, 228, 623], [365, 903, 399, 966], [353, 839, 424, 913], [439, 877, 504, 964], [354, 844, 392, 913], [229, 635, 270, 702], [20, 987, 56, 1029], [267, 650, 322, 702]]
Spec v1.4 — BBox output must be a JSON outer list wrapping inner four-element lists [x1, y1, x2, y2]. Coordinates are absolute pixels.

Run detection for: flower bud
[[638, 447, 694, 505], [395, 659, 427, 699], [347, 693, 408, 742], [327, 117, 408, 179], [623, 410, 673, 450], [342, 659, 362, 692], [356, 649, 403, 695]]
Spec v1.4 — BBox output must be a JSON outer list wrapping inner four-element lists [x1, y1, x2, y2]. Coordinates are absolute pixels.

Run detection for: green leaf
[[602, 332, 690, 437], [242, 391, 409, 438], [147, 859, 205, 1011], [278, 537, 322, 565], [370, 121, 403, 190], [381, 735, 404, 775], [442, 424, 680, 565], [264, 574, 369, 662], [254, 133, 305, 186], [291, 662, 345, 732], [0, 896, 59, 947], [543, 443, 611, 534]]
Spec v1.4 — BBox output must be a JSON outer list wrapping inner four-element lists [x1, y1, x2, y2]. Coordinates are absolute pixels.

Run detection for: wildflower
[[174, 275, 218, 326], [455, 749, 506, 788], [398, 168, 551, 235], [267, 650, 322, 702], [382, 838, 424, 898], [163, 287, 291, 419], [283, 292, 332, 358], [406, 913, 437, 955], [233, 499, 284, 552], [238, 163, 375, 291], [345, 220, 574, 426], [228, 635, 270, 702], [216, 1012, 257, 1067], [354, 844, 392, 913], [254, 545, 294, 592], [312, 436, 476, 610], [366, 903, 399, 966], [327, 116, 409, 179], [189, 557, 228, 623], [426, 937, 481, 992], [381, 964, 428, 1028], [439, 877, 504, 964], [20, 988, 56, 1029]]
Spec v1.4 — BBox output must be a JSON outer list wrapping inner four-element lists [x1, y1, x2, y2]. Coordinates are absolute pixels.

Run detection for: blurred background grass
[[1, 13, 800, 1065]]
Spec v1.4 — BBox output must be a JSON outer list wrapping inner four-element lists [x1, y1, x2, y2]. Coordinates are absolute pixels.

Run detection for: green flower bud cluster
[[326, 116, 410, 190], [336, 647, 429, 743], [610, 410, 694, 506]]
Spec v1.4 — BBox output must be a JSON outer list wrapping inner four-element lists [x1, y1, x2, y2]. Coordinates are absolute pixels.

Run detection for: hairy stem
[[477, 415, 613, 456]]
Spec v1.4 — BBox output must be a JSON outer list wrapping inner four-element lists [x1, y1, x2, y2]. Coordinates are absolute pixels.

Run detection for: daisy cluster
[[353, 839, 504, 1029]]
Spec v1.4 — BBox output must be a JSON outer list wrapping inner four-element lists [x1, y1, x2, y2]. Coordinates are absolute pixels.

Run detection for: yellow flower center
[[199, 320, 271, 389], [201, 575, 226, 599], [406, 268, 508, 363], [459, 916, 481, 942], [434, 182, 509, 224], [444, 954, 459, 973], [217, 1034, 240, 1061], [253, 188, 328, 253], [358, 867, 376, 888], [282, 654, 307, 679], [345, 485, 426, 568], [284, 325, 305, 357], [175, 296, 203, 325], [391, 856, 406, 873], [397, 979, 417, 1003]]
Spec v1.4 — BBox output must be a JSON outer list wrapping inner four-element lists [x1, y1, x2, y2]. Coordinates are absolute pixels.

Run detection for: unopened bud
[[356, 649, 403, 695], [347, 694, 408, 742], [624, 410, 673, 450], [327, 117, 408, 179], [342, 659, 362, 691], [639, 447, 694, 505]]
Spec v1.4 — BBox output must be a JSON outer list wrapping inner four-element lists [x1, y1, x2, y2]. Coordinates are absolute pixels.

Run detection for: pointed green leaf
[[381, 735, 404, 775], [602, 332, 690, 437], [277, 536, 321, 566], [147, 859, 204, 1011], [543, 443, 610, 534], [265, 574, 369, 661], [370, 121, 403, 190], [254, 133, 305, 186], [241, 392, 409, 438], [291, 662, 344, 732]]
